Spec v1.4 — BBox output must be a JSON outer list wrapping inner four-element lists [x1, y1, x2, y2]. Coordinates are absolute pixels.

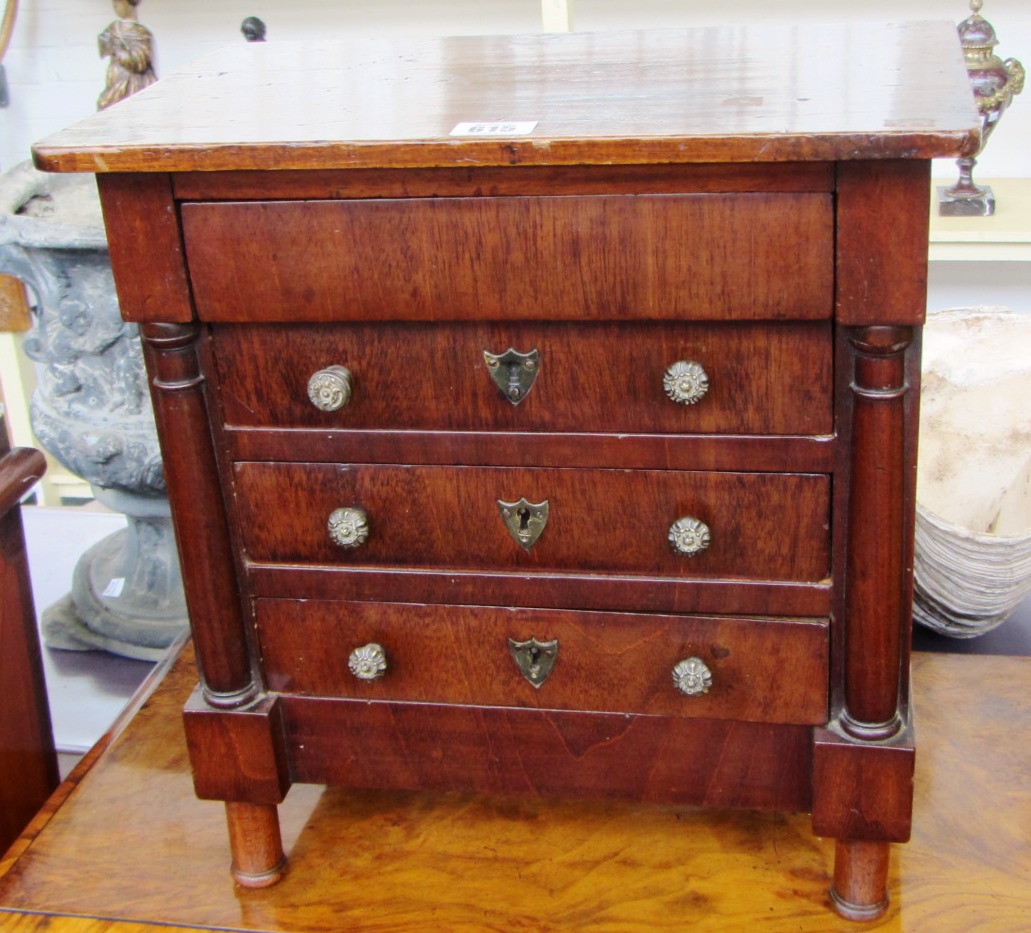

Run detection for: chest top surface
[[33, 20, 977, 174]]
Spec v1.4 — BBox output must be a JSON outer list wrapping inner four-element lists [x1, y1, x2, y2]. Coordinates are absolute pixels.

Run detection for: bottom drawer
[[256, 599, 829, 725]]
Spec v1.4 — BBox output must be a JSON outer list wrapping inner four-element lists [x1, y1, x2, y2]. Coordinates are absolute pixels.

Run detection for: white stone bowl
[[915, 308, 1031, 636]]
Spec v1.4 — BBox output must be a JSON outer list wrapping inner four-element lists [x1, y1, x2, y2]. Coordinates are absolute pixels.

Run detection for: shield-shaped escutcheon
[[483, 347, 540, 404], [497, 497, 549, 550], [508, 636, 559, 688]]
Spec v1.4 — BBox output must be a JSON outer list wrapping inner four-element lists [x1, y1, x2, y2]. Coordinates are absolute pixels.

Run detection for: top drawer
[[181, 193, 833, 323]]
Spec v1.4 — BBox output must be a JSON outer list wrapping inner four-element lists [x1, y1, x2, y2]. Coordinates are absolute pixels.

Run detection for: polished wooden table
[[0, 642, 1027, 932]]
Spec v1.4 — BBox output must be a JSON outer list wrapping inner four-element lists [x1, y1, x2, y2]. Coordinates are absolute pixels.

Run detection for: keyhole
[[518, 507, 531, 532], [526, 644, 543, 681]]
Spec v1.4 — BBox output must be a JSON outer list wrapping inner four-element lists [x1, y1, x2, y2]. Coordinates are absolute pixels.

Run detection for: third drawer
[[255, 598, 830, 725], [232, 462, 830, 582]]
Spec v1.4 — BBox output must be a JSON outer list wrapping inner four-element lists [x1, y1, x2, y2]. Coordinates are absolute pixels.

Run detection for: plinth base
[[42, 522, 187, 661], [937, 184, 995, 217]]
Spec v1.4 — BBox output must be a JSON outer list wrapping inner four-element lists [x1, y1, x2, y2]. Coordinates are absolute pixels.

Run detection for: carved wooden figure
[[98, 0, 156, 111], [33, 21, 978, 919]]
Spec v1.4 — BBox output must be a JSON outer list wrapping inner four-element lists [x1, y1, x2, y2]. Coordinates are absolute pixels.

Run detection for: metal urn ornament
[[938, 1, 1024, 216]]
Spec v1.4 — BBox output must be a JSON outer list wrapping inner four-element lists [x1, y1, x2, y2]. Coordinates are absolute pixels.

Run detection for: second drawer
[[232, 462, 830, 581], [209, 320, 833, 436], [256, 599, 829, 725]]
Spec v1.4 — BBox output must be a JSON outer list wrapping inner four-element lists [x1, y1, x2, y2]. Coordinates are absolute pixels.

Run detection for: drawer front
[[256, 599, 829, 725], [182, 193, 833, 323], [211, 320, 832, 435], [232, 463, 830, 581]]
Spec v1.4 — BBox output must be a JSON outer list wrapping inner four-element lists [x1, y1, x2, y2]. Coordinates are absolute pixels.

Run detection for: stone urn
[[0, 161, 186, 660]]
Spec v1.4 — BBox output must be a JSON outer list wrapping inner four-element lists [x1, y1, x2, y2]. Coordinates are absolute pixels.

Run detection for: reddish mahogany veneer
[[34, 21, 979, 919]]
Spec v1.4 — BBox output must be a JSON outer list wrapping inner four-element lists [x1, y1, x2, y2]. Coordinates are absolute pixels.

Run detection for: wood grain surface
[[256, 599, 829, 724], [231, 462, 831, 580], [283, 696, 813, 811], [210, 320, 833, 435], [139, 324, 255, 703], [172, 162, 836, 201], [245, 564, 833, 620], [32, 22, 977, 173], [97, 175, 195, 324], [183, 193, 832, 324], [225, 429, 838, 474], [0, 646, 1029, 931]]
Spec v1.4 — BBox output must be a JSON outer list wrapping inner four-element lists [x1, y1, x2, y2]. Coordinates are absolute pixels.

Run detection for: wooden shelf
[[930, 178, 1031, 262]]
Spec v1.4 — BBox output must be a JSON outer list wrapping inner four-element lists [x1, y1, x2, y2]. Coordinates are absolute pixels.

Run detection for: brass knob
[[327, 507, 369, 548], [663, 360, 709, 405], [308, 365, 352, 412], [669, 517, 711, 556], [672, 657, 712, 696], [348, 643, 387, 681]]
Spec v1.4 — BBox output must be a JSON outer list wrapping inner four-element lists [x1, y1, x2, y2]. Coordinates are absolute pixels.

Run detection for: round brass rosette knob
[[668, 516, 711, 556], [307, 365, 352, 412], [672, 657, 713, 697], [663, 360, 709, 405], [348, 643, 387, 681], [327, 507, 369, 548]]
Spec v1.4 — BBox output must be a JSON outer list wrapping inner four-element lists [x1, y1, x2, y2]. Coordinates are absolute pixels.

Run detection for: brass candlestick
[[938, 0, 1024, 216]]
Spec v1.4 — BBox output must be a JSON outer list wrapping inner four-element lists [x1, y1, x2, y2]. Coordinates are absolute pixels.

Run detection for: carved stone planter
[[0, 161, 186, 660]]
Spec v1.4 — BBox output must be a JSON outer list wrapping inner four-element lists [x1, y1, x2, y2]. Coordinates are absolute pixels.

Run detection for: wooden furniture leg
[[830, 840, 890, 921], [818, 162, 928, 921], [226, 802, 286, 888]]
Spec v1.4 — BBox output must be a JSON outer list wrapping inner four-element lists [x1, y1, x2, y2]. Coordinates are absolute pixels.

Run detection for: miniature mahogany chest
[[34, 21, 977, 920]]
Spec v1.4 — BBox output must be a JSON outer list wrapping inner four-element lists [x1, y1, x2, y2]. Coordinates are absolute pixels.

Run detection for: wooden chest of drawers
[[35, 21, 978, 920]]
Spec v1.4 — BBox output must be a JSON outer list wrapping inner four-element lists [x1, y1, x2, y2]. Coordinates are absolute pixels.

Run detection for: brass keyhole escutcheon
[[484, 347, 540, 405], [508, 636, 559, 688], [498, 498, 549, 550]]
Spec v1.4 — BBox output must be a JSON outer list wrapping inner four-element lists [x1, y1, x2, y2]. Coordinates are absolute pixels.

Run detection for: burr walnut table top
[[0, 641, 1027, 933]]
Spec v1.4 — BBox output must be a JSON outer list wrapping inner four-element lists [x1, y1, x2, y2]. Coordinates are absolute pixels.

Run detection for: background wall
[[0, 0, 1028, 319], [1, 0, 1028, 177]]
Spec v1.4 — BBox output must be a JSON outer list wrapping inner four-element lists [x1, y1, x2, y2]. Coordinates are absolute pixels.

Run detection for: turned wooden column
[[140, 322, 257, 707], [819, 160, 929, 921], [225, 802, 287, 888], [840, 325, 913, 739]]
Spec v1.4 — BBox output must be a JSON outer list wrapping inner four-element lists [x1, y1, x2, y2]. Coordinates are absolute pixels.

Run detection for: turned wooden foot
[[225, 801, 286, 888], [830, 839, 889, 921]]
